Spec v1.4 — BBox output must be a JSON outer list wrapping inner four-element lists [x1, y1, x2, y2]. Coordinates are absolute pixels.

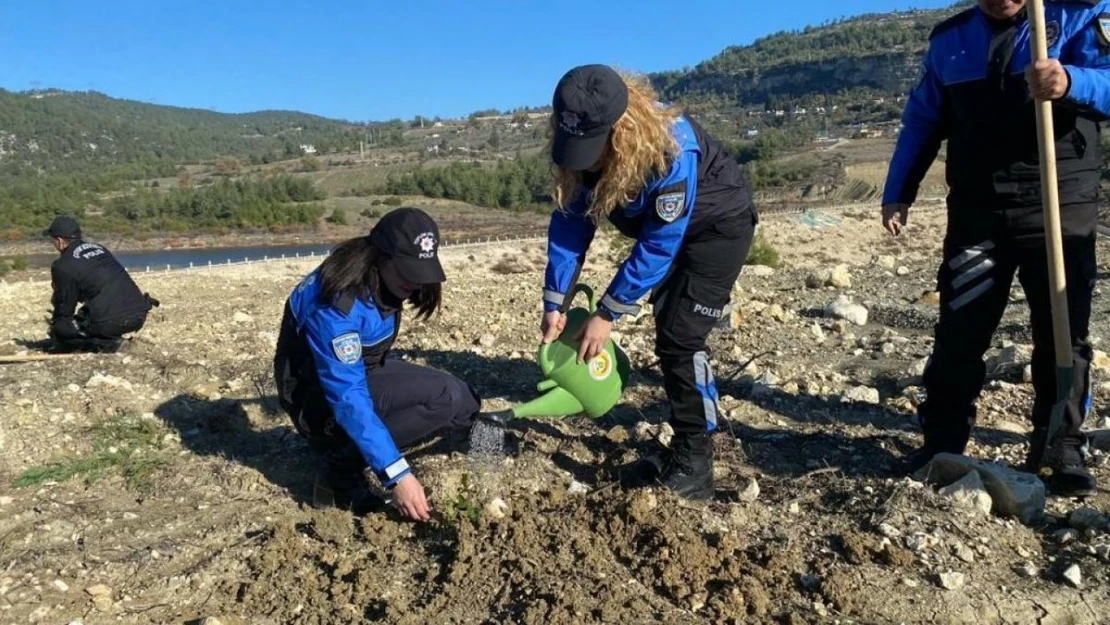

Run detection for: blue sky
[[0, 0, 957, 122]]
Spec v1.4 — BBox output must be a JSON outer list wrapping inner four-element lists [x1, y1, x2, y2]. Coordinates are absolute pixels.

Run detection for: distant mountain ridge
[[0, 1, 974, 181], [650, 1, 973, 108]]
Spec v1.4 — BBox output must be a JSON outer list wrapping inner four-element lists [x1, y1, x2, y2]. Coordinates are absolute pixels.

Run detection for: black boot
[[904, 408, 972, 475], [617, 447, 671, 489], [1024, 429, 1098, 498], [658, 433, 714, 500], [311, 451, 385, 515]]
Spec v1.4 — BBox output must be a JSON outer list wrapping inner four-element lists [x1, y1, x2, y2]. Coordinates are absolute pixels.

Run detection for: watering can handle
[[569, 283, 597, 314], [539, 283, 597, 363]]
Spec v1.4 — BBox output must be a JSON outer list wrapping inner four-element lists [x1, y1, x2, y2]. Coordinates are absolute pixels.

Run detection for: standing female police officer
[[274, 208, 483, 521], [540, 64, 759, 500]]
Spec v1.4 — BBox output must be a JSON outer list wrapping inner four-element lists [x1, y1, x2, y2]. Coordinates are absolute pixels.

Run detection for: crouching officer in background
[[44, 215, 158, 353], [274, 208, 488, 522], [882, 0, 1110, 496], [540, 64, 759, 500]]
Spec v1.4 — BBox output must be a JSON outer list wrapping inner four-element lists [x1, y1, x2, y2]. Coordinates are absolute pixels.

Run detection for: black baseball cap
[[551, 64, 629, 171], [42, 215, 82, 239], [368, 207, 446, 284]]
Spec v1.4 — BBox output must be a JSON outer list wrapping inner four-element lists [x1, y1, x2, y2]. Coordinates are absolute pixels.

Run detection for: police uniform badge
[[1045, 20, 1060, 48], [331, 332, 362, 364], [1098, 13, 1110, 48], [655, 191, 686, 223]]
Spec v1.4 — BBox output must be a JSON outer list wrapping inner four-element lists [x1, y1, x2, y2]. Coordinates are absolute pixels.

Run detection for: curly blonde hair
[[547, 70, 681, 222]]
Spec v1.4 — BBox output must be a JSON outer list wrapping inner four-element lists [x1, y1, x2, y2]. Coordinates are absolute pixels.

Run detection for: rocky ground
[[1, 204, 1109, 624]]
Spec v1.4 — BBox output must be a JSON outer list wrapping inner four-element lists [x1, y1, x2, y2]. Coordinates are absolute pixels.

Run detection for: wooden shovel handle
[[1029, 0, 1073, 369]]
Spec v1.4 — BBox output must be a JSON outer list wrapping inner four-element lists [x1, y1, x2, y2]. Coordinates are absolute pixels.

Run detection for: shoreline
[[0, 228, 349, 259]]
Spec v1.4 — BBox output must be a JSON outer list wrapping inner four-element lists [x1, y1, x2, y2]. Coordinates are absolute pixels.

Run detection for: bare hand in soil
[[540, 310, 566, 344], [574, 313, 612, 363], [392, 474, 431, 522], [882, 203, 910, 236]]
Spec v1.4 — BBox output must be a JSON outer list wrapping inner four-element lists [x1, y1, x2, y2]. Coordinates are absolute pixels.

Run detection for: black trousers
[[649, 211, 756, 437], [287, 359, 481, 489], [919, 204, 1096, 450], [51, 306, 148, 351]]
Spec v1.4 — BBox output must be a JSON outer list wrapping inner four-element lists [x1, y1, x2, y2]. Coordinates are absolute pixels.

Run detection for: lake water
[[20, 242, 339, 271]]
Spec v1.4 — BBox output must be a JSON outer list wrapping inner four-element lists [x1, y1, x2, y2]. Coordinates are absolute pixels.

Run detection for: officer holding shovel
[[883, 0, 1110, 496]]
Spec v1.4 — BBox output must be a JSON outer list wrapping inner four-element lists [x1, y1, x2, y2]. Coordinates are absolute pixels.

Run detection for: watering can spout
[[511, 385, 585, 419]]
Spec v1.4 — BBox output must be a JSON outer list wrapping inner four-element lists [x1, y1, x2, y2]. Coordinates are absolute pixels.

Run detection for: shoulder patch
[[929, 8, 975, 40], [655, 182, 687, 223], [72, 242, 105, 260], [331, 332, 362, 364], [1097, 12, 1110, 47]]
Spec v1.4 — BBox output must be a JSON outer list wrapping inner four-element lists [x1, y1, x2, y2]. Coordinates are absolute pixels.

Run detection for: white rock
[[907, 357, 929, 378], [232, 311, 252, 323], [52, 579, 69, 592], [632, 422, 658, 443], [841, 386, 880, 405], [484, 497, 508, 519], [986, 344, 1033, 375], [907, 532, 938, 552], [1062, 563, 1082, 588], [85, 584, 112, 597], [918, 454, 1044, 524], [657, 423, 674, 448], [0, 496, 12, 506], [745, 265, 775, 277], [809, 322, 825, 342], [1017, 561, 1038, 578], [828, 264, 852, 288], [567, 480, 589, 495], [67, 383, 80, 393], [825, 295, 868, 326], [878, 523, 902, 538], [738, 478, 760, 503], [937, 469, 993, 516], [896, 266, 911, 276], [85, 373, 133, 392], [938, 571, 965, 590], [953, 543, 976, 563], [477, 333, 496, 348]]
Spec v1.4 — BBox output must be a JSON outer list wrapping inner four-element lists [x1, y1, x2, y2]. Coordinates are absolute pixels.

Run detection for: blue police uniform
[[883, 0, 1110, 490], [543, 113, 757, 440], [273, 267, 480, 507]]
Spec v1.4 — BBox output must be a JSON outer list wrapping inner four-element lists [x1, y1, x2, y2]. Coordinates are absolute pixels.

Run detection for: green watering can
[[479, 284, 631, 426]]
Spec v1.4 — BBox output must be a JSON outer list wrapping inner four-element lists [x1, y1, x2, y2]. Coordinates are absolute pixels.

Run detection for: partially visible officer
[[44, 215, 157, 353], [882, 0, 1110, 496], [540, 64, 759, 500], [274, 208, 487, 522]]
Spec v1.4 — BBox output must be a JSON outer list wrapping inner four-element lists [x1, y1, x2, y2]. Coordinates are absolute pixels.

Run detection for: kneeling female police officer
[[274, 208, 482, 522]]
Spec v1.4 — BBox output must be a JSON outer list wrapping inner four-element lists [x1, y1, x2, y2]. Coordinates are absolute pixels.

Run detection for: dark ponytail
[[317, 236, 443, 319]]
